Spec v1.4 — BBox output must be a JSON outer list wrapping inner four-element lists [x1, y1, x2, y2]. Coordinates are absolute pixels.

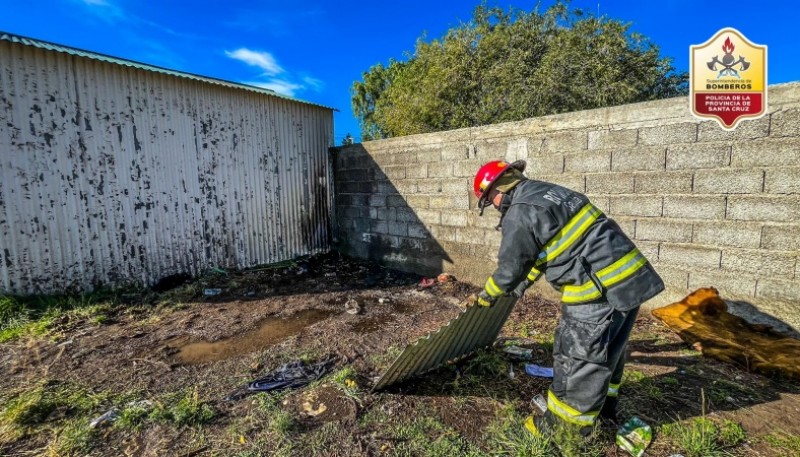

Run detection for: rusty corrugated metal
[[372, 296, 518, 391], [0, 35, 334, 294]]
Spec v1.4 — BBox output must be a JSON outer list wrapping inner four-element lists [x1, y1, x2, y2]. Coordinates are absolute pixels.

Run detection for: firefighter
[[472, 159, 665, 436]]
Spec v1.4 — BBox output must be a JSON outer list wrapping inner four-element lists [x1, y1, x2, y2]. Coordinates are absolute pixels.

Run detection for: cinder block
[[636, 219, 692, 243], [721, 248, 797, 279], [454, 160, 480, 177], [370, 220, 389, 234], [638, 122, 697, 145], [635, 171, 692, 194], [474, 139, 509, 161], [427, 162, 454, 178], [588, 128, 638, 150], [368, 195, 387, 207], [663, 196, 726, 219], [441, 211, 468, 227], [653, 264, 690, 290], [527, 136, 546, 155], [756, 278, 800, 302], [765, 168, 800, 194], [586, 195, 610, 212], [405, 163, 429, 179], [564, 151, 611, 173], [430, 225, 457, 242], [374, 207, 396, 221], [770, 108, 800, 138], [429, 195, 469, 209], [386, 195, 407, 207], [667, 143, 730, 170], [441, 179, 469, 195], [534, 174, 585, 192], [467, 210, 502, 230], [405, 196, 429, 209], [612, 146, 666, 172], [693, 221, 762, 248], [611, 216, 636, 238], [456, 227, 487, 245], [609, 195, 662, 217], [731, 138, 800, 167], [586, 173, 634, 194], [697, 117, 770, 142], [416, 149, 442, 162], [393, 181, 416, 194], [416, 181, 441, 194], [388, 221, 408, 236], [528, 153, 564, 174], [505, 138, 529, 163], [659, 243, 721, 269], [689, 271, 757, 297], [384, 165, 407, 179], [441, 145, 471, 162], [635, 241, 660, 262], [726, 196, 800, 222], [543, 131, 587, 152], [407, 222, 430, 239], [761, 224, 800, 251], [693, 169, 764, 194]]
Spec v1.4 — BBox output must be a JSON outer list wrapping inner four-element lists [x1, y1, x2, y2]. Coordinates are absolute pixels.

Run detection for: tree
[[351, 2, 688, 139]]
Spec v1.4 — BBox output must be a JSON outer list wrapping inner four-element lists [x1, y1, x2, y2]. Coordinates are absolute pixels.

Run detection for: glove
[[511, 279, 532, 298], [476, 290, 497, 307]]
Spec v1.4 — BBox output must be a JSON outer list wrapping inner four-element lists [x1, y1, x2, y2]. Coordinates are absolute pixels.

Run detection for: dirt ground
[[1, 252, 799, 456]]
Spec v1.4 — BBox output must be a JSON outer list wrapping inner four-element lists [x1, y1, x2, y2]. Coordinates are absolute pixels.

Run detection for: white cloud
[[225, 48, 284, 76], [245, 80, 302, 97], [78, 0, 125, 22], [302, 76, 324, 92]]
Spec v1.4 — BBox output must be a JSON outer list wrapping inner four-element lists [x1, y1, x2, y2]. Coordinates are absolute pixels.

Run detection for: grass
[[763, 432, 800, 456], [149, 388, 215, 427], [487, 404, 556, 457], [384, 416, 484, 457], [661, 416, 748, 457]]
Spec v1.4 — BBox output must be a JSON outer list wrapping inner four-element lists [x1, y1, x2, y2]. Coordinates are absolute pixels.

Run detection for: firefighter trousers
[[546, 301, 639, 428]]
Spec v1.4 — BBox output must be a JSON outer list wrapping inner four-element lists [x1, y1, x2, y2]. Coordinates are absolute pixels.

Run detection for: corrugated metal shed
[[372, 296, 518, 391], [0, 31, 335, 294]]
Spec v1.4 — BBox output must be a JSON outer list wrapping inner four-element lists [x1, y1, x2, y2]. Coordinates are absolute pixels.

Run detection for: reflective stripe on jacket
[[483, 179, 664, 310]]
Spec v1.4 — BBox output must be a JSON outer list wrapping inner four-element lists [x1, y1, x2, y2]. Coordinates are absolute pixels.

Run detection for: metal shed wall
[[0, 39, 334, 294]]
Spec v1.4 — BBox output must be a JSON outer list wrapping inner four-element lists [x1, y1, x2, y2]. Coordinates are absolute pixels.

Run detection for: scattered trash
[[345, 299, 362, 315], [210, 268, 228, 276], [437, 273, 456, 283], [226, 357, 336, 401], [524, 364, 554, 378], [502, 346, 534, 359], [89, 408, 119, 428], [378, 297, 388, 304], [418, 277, 437, 289], [245, 291, 256, 297], [616, 416, 652, 457], [508, 363, 516, 379], [151, 273, 192, 292], [296, 263, 310, 275], [89, 400, 154, 429], [324, 272, 336, 277], [203, 288, 222, 296], [530, 394, 547, 413]]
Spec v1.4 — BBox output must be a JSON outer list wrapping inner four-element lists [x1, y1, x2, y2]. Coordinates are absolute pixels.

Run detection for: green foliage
[[486, 405, 556, 456], [150, 389, 215, 427], [764, 432, 800, 455], [388, 416, 484, 456], [662, 417, 725, 457], [352, 1, 687, 139], [719, 420, 746, 447]]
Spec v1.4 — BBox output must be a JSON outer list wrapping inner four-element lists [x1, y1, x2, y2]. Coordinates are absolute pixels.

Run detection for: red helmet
[[473, 160, 511, 202]]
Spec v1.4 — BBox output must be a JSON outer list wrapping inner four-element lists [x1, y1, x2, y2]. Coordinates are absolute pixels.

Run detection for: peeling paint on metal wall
[[0, 42, 334, 293]]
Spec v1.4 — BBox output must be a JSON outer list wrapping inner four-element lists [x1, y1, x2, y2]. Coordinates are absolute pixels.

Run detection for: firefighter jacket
[[483, 179, 664, 311]]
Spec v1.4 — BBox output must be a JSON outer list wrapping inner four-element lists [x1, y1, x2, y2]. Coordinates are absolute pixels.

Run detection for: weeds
[[150, 388, 215, 427], [764, 432, 800, 455], [487, 404, 555, 457], [662, 417, 725, 457]]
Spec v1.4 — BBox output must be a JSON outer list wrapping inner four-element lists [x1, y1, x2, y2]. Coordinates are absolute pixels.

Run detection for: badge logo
[[690, 28, 767, 130]]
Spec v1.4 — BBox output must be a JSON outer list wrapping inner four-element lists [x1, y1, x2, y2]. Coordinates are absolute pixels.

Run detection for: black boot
[[598, 397, 619, 430]]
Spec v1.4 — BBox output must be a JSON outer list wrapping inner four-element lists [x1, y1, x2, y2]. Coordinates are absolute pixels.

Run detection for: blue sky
[[2, 1, 797, 144]]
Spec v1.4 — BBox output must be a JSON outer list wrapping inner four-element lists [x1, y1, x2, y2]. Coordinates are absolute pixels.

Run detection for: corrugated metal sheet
[[0, 35, 334, 294], [372, 296, 518, 391], [0, 31, 335, 111]]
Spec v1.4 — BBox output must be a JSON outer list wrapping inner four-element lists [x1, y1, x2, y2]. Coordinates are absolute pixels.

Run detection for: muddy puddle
[[177, 309, 334, 364]]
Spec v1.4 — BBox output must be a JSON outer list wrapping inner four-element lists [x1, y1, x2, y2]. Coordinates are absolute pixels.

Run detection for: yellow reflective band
[[527, 267, 542, 282], [547, 390, 598, 427], [535, 204, 602, 267], [561, 249, 648, 304], [607, 383, 620, 397], [484, 277, 503, 297]]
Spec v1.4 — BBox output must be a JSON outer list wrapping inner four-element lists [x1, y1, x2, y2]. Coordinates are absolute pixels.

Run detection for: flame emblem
[[722, 37, 735, 54]]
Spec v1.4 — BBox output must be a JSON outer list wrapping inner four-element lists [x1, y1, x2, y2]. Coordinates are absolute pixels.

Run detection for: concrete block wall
[[333, 82, 800, 329]]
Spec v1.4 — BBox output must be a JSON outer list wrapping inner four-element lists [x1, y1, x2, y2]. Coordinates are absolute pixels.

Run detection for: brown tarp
[[651, 288, 800, 379]]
